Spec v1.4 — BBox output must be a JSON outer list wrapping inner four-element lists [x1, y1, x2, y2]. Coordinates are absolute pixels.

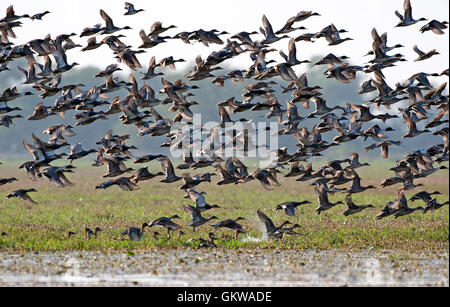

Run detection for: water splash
[[241, 234, 267, 243]]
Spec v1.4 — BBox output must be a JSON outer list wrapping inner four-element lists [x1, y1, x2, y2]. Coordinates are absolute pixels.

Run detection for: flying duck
[[124, 2, 144, 15], [274, 200, 311, 217], [395, 0, 427, 27], [343, 194, 375, 216]]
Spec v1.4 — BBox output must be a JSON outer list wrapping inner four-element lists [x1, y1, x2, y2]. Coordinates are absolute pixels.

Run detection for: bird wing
[[116, 177, 138, 191], [316, 184, 329, 204], [257, 209, 276, 233], [100, 9, 114, 29], [190, 190, 207, 207], [345, 194, 357, 209], [149, 55, 157, 68], [50, 44, 68, 69], [139, 29, 152, 44], [23, 141, 45, 161], [224, 158, 236, 177], [254, 171, 273, 190], [403, 114, 417, 134], [413, 45, 425, 57], [58, 171, 73, 186], [44, 168, 65, 187], [281, 15, 296, 30], [70, 143, 82, 155], [411, 191, 432, 203], [5, 5, 15, 18], [285, 205, 296, 217], [403, 0, 413, 21], [124, 2, 133, 10], [262, 15, 275, 38], [288, 38, 297, 62], [397, 190, 408, 209], [162, 157, 176, 177], [150, 21, 162, 34], [266, 173, 280, 186], [218, 106, 232, 123], [21, 192, 37, 205]]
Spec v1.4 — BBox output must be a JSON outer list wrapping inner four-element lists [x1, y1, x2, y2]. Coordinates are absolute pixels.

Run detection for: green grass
[[0, 160, 448, 252]]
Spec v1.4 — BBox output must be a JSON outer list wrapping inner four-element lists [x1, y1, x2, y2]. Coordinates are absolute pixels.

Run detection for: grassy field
[[0, 160, 448, 252]]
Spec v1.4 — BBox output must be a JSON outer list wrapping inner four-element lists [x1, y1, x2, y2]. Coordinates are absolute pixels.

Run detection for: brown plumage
[[6, 188, 38, 204]]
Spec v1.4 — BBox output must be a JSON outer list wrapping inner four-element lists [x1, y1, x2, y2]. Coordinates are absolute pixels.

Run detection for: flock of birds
[[0, 1, 449, 246]]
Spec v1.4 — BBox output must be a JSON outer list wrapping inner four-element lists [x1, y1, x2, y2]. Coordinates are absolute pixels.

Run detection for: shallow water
[[0, 249, 448, 286]]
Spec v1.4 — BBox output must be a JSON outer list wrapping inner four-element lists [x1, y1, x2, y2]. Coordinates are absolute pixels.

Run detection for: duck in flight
[[274, 200, 312, 217], [99, 9, 132, 35], [124, 2, 144, 15], [395, 0, 427, 27], [259, 15, 290, 44]]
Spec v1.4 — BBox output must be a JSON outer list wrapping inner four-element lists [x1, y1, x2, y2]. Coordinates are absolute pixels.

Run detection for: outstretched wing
[[257, 209, 275, 233], [100, 9, 114, 28]]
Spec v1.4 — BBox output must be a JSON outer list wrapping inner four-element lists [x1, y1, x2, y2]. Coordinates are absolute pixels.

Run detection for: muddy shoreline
[[0, 249, 448, 286]]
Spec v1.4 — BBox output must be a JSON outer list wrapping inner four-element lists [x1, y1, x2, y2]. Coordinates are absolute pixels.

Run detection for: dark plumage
[[275, 201, 311, 217]]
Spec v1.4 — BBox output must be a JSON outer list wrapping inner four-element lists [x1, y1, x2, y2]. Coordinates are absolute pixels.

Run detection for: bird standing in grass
[[85, 227, 102, 239]]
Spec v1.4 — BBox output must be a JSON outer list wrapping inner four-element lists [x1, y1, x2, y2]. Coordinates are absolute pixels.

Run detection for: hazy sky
[[4, 0, 450, 85]]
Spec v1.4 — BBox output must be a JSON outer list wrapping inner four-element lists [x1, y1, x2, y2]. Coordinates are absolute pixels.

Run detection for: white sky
[[4, 0, 450, 85]]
